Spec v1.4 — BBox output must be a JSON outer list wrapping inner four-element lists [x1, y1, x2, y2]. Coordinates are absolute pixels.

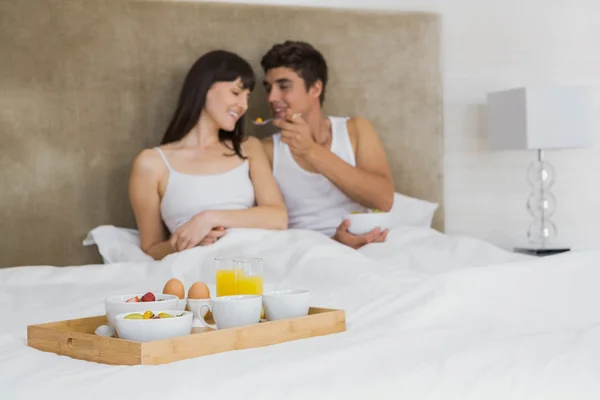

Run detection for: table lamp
[[486, 86, 594, 256]]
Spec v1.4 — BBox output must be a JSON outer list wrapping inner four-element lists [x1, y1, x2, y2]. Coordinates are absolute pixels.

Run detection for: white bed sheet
[[1, 227, 599, 400]]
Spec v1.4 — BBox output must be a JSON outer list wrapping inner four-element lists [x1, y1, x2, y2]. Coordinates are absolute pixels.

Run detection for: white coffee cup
[[197, 295, 262, 330], [262, 289, 310, 321]]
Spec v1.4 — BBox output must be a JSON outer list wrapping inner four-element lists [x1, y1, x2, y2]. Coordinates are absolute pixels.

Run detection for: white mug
[[197, 295, 262, 330]]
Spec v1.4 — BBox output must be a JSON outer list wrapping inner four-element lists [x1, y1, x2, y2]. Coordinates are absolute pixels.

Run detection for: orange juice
[[237, 274, 263, 295], [216, 269, 237, 297]]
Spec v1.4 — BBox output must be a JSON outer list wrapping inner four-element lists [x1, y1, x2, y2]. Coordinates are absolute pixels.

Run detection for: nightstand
[[514, 247, 570, 257]]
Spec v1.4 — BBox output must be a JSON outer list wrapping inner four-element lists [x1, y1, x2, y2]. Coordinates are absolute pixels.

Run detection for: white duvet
[[1, 227, 599, 400]]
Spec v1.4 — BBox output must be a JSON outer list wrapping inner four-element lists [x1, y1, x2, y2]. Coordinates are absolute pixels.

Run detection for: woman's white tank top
[[155, 148, 255, 234], [272, 116, 363, 237]]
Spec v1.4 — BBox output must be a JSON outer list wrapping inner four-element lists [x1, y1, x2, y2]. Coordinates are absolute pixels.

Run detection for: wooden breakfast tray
[[26, 307, 345, 365]]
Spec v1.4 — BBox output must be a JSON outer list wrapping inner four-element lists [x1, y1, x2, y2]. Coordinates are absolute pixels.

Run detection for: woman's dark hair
[[260, 40, 328, 105], [161, 50, 255, 158]]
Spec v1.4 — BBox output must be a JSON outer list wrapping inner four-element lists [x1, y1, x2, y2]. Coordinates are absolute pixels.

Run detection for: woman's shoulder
[[131, 147, 168, 176], [240, 136, 264, 157]]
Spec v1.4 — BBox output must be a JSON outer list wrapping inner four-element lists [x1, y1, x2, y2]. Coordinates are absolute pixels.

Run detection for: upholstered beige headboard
[[0, 0, 443, 267]]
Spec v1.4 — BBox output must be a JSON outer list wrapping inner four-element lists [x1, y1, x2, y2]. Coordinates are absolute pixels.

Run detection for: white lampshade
[[487, 86, 594, 150]]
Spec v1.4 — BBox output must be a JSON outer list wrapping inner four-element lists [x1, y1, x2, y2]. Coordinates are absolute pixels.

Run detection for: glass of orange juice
[[215, 257, 238, 297], [236, 257, 263, 296]]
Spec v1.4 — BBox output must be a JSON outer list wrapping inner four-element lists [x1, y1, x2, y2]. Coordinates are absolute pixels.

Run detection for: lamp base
[[514, 247, 570, 257]]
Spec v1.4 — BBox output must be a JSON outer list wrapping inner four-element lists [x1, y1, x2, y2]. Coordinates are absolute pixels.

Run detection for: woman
[[129, 50, 287, 260]]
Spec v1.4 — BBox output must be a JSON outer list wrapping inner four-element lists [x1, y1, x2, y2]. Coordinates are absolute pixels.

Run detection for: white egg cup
[[186, 298, 211, 328]]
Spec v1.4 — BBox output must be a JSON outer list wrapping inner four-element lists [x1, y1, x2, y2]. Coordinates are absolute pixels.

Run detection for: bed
[[2, 1, 600, 399]]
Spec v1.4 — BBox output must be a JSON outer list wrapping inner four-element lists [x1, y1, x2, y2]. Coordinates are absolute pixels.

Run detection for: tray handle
[[65, 336, 95, 351]]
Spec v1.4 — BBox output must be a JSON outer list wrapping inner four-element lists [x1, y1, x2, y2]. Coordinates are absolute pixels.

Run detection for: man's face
[[263, 67, 321, 119]]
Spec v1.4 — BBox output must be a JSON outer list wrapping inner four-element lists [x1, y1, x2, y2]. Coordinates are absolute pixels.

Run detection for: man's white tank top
[[155, 148, 255, 234], [272, 116, 363, 237]]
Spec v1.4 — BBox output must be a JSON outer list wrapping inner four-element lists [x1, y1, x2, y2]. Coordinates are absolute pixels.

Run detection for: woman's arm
[[169, 137, 288, 251], [207, 136, 288, 229], [129, 149, 175, 260]]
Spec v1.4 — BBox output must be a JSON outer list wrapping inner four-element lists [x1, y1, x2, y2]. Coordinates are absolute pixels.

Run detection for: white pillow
[[83, 225, 154, 264], [388, 192, 438, 228]]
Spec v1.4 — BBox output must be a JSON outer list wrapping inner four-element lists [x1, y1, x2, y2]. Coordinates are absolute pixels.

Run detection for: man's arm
[[304, 117, 394, 211]]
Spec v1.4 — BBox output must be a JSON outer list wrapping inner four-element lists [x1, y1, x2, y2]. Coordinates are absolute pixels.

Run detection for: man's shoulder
[[345, 116, 373, 132], [341, 116, 374, 154], [345, 116, 380, 142]]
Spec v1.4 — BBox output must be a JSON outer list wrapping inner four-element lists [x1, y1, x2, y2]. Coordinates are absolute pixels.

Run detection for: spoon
[[250, 113, 302, 126], [251, 118, 275, 126]]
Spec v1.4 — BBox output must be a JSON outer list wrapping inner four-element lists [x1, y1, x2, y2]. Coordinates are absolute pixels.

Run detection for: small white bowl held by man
[[262, 289, 310, 321], [345, 211, 391, 235], [114, 309, 193, 342], [105, 293, 179, 329]]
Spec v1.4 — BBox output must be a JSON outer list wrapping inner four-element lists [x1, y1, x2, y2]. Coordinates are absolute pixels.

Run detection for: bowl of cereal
[[105, 292, 179, 329], [345, 209, 391, 235], [114, 309, 193, 342]]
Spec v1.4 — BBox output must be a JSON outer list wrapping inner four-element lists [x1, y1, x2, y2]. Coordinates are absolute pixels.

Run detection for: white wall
[[186, 0, 600, 250]]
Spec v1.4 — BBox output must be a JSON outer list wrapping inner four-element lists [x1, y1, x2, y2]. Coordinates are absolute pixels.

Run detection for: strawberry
[[126, 296, 140, 303], [140, 292, 156, 302]]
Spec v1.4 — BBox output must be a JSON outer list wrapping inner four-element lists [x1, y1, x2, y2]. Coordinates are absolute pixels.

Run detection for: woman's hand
[[170, 212, 217, 251], [197, 226, 227, 246]]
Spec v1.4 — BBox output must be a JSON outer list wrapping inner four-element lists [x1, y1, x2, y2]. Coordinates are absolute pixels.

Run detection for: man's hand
[[333, 220, 388, 250], [272, 110, 316, 158]]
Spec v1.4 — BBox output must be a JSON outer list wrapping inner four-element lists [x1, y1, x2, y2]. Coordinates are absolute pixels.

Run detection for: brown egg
[[188, 281, 210, 299], [163, 278, 185, 299]]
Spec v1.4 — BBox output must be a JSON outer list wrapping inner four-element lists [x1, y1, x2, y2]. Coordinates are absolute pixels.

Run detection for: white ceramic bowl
[[262, 289, 310, 321], [114, 309, 193, 342], [345, 212, 391, 235], [105, 293, 179, 329]]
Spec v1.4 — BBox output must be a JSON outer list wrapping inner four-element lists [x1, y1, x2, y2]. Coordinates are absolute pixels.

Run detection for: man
[[260, 40, 395, 249]]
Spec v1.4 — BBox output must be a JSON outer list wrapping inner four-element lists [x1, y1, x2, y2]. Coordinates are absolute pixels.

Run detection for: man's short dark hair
[[261, 40, 328, 105]]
